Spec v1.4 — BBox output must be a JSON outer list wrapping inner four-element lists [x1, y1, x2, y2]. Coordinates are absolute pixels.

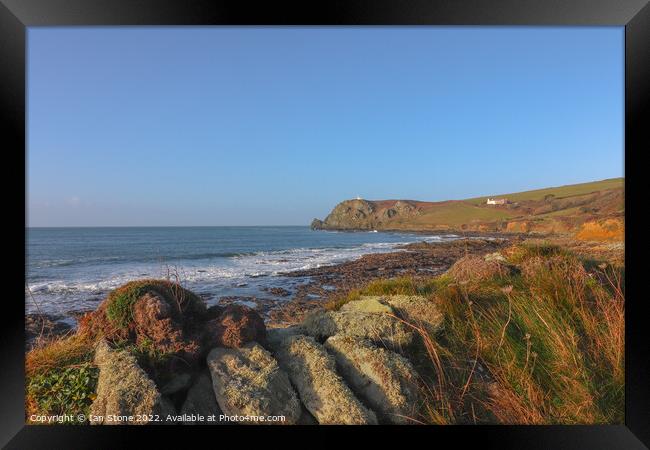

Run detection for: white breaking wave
[[26, 234, 461, 315]]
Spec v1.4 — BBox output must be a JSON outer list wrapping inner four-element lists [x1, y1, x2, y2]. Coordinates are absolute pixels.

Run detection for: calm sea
[[26, 226, 460, 316]]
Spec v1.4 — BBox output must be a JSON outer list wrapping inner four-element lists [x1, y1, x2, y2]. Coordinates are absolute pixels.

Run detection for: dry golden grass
[[576, 218, 624, 242], [26, 333, 96, 379], [345, 242, 624, 425]]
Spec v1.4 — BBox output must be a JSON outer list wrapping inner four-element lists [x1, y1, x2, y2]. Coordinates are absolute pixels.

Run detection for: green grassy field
[[316, 177, 624, 232], [405, 202, 513, 227], [464, 178, 623, 206]]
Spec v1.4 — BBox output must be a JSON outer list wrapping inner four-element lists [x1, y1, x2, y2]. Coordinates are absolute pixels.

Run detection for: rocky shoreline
[[26, 236, 514, 348], [25, 235, 625, 425]]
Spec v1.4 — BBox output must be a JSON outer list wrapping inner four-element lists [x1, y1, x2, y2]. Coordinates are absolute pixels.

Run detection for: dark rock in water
[[203, 304, 266, 349], [262, 286, 291, 297], [310, 218, 325, 230]]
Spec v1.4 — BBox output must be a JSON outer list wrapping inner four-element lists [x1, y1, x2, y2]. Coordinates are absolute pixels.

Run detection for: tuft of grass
[[506, 241, 569, 264], [26, 334, 95, 379], [415, 246, 625, 424]]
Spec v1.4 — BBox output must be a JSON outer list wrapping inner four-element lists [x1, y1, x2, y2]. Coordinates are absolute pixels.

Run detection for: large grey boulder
[[372, 295, 443, 336], [89, 340, 175, 425], [272, 334, 377, 425], [324, 335, 421, 424], [207, 342, 301, 424], [301, 309, 414, 351], [180, 372, 223, 425]]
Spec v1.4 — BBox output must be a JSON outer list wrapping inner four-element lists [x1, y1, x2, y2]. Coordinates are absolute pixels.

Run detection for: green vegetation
[[27, 363, 99, 424], [325, 276, 451, 311], [465, 177, 623, 206], [111, 336, 176, 384], [105, 284, 149, 329], [407, 202, 512, 227], [104, 279, 203, 329], [26, 278, 204, 422], [333, 242, 625, 424], [25, 334, 98, 424]]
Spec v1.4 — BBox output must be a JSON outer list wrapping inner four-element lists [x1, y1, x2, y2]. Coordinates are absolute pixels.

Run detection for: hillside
[[311, 178, 624, 238]]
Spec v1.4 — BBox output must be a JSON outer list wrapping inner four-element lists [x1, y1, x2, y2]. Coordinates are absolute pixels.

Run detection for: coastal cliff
[[311, 178, 624, 238]]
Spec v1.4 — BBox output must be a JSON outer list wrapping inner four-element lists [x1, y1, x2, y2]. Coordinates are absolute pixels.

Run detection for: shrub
[[27, 363, 99, 424], [104, 279, 204, 329]]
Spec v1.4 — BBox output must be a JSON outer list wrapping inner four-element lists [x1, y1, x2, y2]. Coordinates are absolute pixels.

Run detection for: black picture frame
[[2, 0, 648, 447]]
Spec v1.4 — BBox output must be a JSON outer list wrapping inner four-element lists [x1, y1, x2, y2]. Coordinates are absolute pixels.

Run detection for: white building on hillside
[[486, 198, 507, 205]]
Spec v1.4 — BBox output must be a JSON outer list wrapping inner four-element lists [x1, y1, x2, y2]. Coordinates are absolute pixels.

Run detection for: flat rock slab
[[180, 372, 223, 425], [207, 342, 301, 424], [324, 335, 421, 424], [272, 334, 377, 425], [340, 297, 393, 314], [90, 340, 175, 425], [302, 309, 414, 351], [364, 295, 444, 335]]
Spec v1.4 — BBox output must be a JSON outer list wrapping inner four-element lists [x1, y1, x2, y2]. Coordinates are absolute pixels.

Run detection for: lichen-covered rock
[[340, 297, 393, 314], [371, 295, 444, 336], [207, 343, 301, 424], [203, 304, 266, 349], [301, 309, 413, 351], [484, 252, 508, 263], [180, 372, 223, 425], [272, 334, 377, 425], [89, 340, 175, 425], [324, 335, 420, 424]]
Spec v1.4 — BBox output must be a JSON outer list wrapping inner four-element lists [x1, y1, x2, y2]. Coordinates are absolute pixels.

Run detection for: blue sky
[[27, 27, 623, 226]]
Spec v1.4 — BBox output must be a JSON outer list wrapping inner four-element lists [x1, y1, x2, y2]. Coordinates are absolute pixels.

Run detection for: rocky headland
[[311, 178, 624, 237]]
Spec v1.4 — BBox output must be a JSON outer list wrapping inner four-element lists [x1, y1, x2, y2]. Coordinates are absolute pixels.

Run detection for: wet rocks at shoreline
[[267, 237, 511, 326]]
